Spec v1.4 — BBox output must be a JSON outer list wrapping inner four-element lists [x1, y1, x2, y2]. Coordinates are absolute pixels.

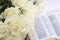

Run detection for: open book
[[35, 13, 60, 40]]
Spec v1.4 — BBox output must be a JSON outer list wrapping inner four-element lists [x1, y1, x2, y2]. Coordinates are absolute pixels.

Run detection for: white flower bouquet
[[0, 0, 45, 40]]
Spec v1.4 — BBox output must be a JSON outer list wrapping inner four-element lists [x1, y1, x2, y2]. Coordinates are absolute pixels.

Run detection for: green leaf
[[0, 0, 14, 14]]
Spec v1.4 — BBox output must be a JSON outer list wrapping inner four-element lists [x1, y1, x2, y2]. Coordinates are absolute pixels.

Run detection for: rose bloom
[[4, 15, 34, 33], [11, 0, 28, 7], [4, 15, 28, 40], [20, 1, 39, 17], [2, 7, 21, 19], [4, 15, 24, 35]]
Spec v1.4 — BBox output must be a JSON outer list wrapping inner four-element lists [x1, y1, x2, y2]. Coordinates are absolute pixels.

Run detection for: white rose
[[0, 22, 9, 38], [11, 0, 28, 7], [4, 15, 21, 35], [4, 15, 34, 34], [20, 1, 39, 17], [4, 15, 27, 35], [2, 7, 21, 19], [4, 15, 27, 40]]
